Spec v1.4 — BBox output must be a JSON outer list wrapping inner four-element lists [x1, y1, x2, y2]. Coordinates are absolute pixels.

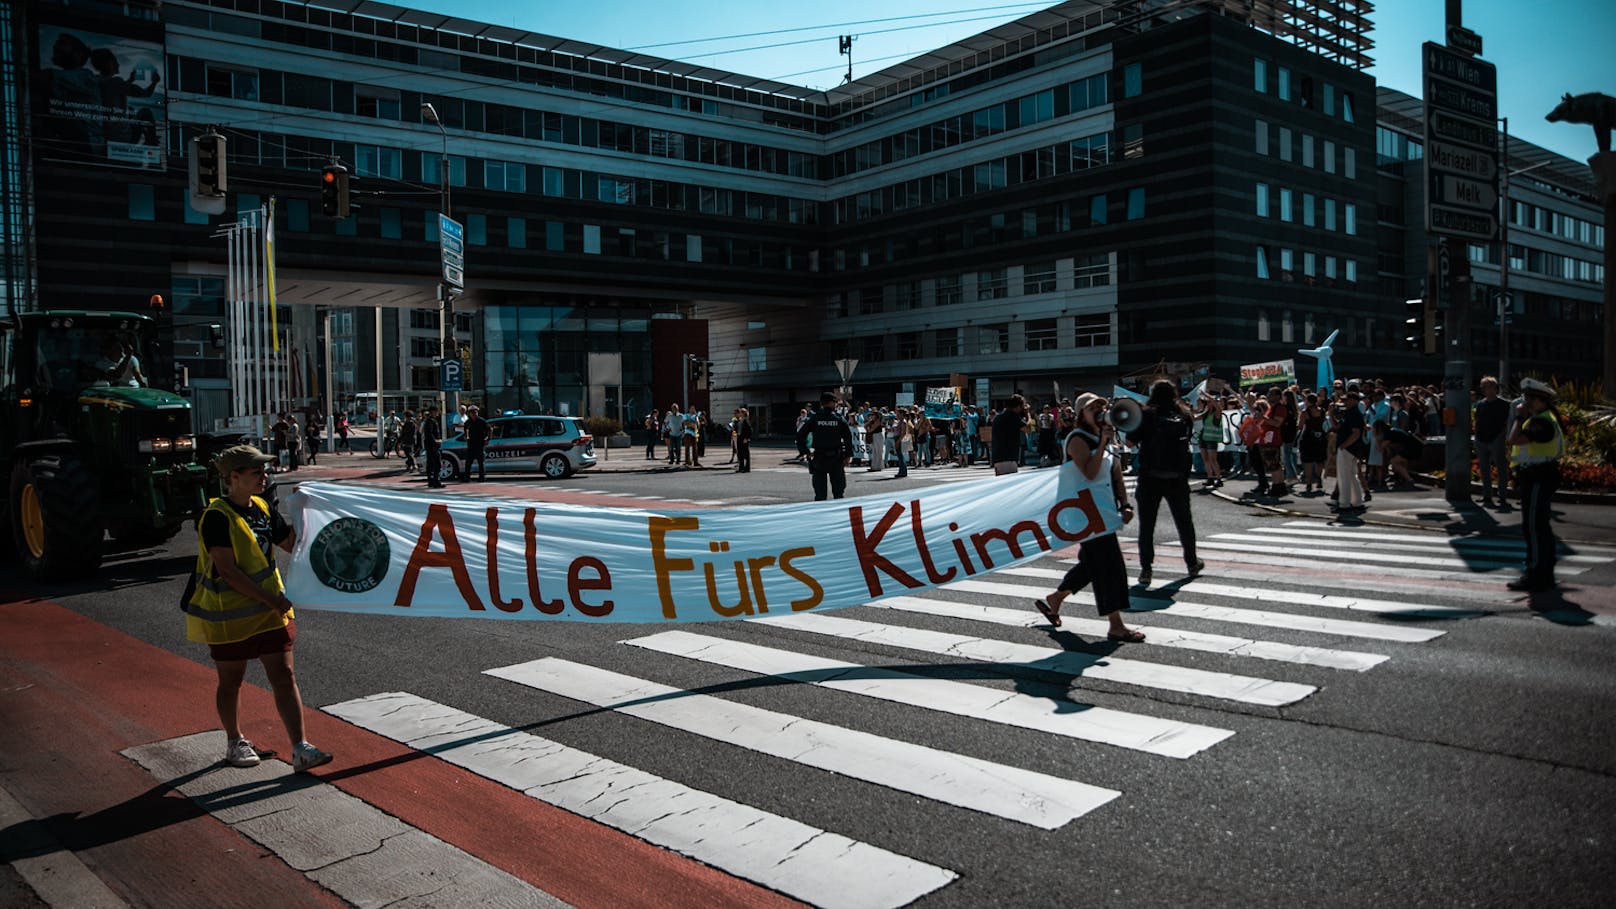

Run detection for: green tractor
[[0, 310, 215, 579]]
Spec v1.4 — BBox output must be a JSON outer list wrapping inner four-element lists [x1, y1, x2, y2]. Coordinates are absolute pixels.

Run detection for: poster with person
[[34, 24, 166, 169]]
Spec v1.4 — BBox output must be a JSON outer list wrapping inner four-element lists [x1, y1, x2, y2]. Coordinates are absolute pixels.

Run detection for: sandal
[[1033, 598, 1062, 628], [1106, 629, 1146, 643]]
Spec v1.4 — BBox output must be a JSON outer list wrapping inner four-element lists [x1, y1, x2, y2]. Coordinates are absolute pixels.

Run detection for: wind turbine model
[[1298, 329, 1339, 392]]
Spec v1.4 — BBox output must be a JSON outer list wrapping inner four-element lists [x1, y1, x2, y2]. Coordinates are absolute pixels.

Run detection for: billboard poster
[[1239, 358, 1296, 388], [34, 24, 166, 169], [923, 386, 963, 420]]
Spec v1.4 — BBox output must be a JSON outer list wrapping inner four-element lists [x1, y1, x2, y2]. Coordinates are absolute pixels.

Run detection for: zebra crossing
[[319, 522, 1616, 908]]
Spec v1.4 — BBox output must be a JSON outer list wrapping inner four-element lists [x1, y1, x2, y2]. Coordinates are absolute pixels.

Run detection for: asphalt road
[[6, 454, 1615, 907]]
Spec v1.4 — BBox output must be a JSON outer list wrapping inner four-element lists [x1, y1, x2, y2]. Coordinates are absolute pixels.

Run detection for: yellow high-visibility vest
[[1509, 412, 1565, 467], [185, 496, 289, 645]]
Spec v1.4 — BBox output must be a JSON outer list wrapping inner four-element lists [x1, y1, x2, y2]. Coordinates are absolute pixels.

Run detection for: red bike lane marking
[[0, 601, 801, 909]]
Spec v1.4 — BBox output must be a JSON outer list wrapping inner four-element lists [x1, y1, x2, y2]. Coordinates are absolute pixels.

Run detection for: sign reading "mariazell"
[[1421, 41, 1498, 243]]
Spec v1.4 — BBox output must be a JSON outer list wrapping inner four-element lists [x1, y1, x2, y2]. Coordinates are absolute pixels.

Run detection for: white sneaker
[[226, 737, 261, 768], [291, 741, 333, 773]]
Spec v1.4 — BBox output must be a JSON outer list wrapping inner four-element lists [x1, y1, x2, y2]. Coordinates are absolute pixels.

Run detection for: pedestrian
[[422, 405, 444, 488], [796, 391, 853, 500], [335, 412, 351, 454], [683, 409, 702, 467], [1474, 376, 1511, 508], [1298, 394, 1329, 493], [1372, 418, 1422, 488], [1194, 394, 1224, 488], [1130, 380, 1204, 587], [664, 405, 683, 465], [991, 394, 1029, 476], [1029, 393, 1144, 642], [303, 414, 320, 466], [893, 409, 912, 478], [643, 412, 659, 460], [398, 410, 419, 473], [270, 413, 290, 468], [1260, 387, 1290, 497], [865, 407, 886, 472], [734, 406, 753, 473], [1506, 379, 1564, 592], [462, 404, 490, 481], [285, 413, 303, 471], [1333, 391, 1368, 513], [185, 444, 332, 773]]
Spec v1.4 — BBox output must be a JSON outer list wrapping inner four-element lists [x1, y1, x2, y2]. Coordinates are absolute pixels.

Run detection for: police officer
[[1506, 378, 1564, 592], [795, 391, 854, 500]]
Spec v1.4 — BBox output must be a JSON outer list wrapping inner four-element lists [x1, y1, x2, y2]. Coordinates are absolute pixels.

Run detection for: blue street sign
[[439, 356, 463, 392], [439, 213, 465, 290]]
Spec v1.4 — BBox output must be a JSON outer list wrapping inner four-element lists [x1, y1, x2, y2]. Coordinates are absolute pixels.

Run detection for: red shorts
[[209, 621, 296, 662]]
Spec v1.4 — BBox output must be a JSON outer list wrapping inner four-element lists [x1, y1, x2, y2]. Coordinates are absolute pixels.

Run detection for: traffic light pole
[[1441, 237, 1474, 504]]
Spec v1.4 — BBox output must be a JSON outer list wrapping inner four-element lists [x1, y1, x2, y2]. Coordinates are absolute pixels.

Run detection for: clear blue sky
[[405, 0, 1611, 161]]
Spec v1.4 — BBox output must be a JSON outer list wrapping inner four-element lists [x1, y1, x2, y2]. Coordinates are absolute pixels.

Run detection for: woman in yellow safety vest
[[187, 444, 332, 773], [1505, 379, 1566, 593]]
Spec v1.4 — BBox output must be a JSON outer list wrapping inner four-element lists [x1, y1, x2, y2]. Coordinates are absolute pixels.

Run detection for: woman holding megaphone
[[1031, 393, 1145, 642]]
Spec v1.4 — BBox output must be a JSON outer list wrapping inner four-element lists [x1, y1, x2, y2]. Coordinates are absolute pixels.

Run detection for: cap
[[215, 444, 275, 473], [1519, 378, 1557, 401]]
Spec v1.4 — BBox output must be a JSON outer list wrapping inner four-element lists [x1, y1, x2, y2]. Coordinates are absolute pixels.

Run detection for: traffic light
[[689, 357, 704, 384], [704, 360, 716, 384], [321, 164, 351, 219], [190, 131, 227, 197], [208, 323, 225, 349], [1402, 298, 1425, 351]]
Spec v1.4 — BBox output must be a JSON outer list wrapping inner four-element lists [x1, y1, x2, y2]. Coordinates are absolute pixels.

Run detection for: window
[[583, 224, 600, 254], [1345, 259, 1358, 283], [379, 207, 401, 239], [897, 332, 921, 360], [1341, 91, 1355, 122], [1280, 188, 1293, 222], [1256, 182, 1270, 217], [1280, 248, 1295, 276], [355, 86, 400, 119], [1255, 119, 1269, 155], [1345, 203, 1357, 235], [1126, 187, 1146, 220], [973, 160, 1006, 192], [976, 269, 1008, 300], [1123, 63, 1142, 98], [1074, 253, 1110, 287], [1323, 83, 1336, 116], [542, 166, 565, 197], [1304, 252, 1317, 277], [485, 160, 526, 192], [858, 287, 883, 314], [1324, 256, 1337, 279], [1302, 193, 1315, 227], [979, 324, 1010, 355], [1070, 72, 1109, 111], [936, 274, 962, 305], [894, 281, 922, 310], [1074, 313, 1111, 347], [1302, 134, 1314, 168], [546, 221, 565, 251], [355, 145, 401, 179], [1282, 310, 1295, 343], [1254, 58, 1268, 92], [128, 184, 155, 221], [1256, 245, 1270, 279], [1257, 309, 1271, 341], [1278, 127, 1292, 162], [1122, 124, 1143, 159], [1344, 147, 1356, 179], [420, 154, 466, 187], [935, 328, 961, 358], [1025, 319, 1058, 351], [1070, 133, 1110, 169], [861, 336, 886, 362], [1323, 140, 1336, 174], [1325, 198, 1337, 231], [1090, 194, 1107, 225], [1024, 264, 1057, 295], [507, 217, 526, 248], [1019, 89, 1055, 124], [747, 347, 767, 372], [206, 65, 258, 101], [1278, 67, 1291, 100], [466, 214, 486, 246], [686, 234, 702, 262]]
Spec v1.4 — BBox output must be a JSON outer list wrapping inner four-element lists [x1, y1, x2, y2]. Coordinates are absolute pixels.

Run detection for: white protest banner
[[283, 470, 1122, 623], [923, 386, 963, 420], [1239, 358, 1296, 388]]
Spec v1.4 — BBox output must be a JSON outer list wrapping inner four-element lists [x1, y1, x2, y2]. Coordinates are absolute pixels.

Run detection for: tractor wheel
[[10, 455, 103, 579]]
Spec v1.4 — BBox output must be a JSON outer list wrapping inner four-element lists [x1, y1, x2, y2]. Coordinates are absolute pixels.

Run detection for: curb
[[1409, 472, 1616, 507]]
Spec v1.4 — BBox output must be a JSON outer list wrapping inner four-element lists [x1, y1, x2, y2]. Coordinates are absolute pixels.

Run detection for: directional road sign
[[1422, 41, 1498, 243], [439, 213, 465, 291]]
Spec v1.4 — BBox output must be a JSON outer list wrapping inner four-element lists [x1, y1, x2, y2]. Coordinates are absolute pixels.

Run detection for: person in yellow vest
[[1505, 379, 1565, 593], [187, 445, 333, 772]]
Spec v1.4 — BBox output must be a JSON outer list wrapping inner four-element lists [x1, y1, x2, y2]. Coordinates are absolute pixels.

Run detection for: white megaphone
[[1107, 397, 1144, 433]]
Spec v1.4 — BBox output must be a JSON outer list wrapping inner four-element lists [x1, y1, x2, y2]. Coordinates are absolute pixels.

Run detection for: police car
[[437, 415, 596, 481]]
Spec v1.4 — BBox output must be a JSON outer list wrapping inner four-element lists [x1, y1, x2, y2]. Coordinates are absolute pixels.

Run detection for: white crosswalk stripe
[[1119, 538, 1541, 586], [621, 630, 1235, 758], [484, 658, 1120, 829], [1194, 536, 1587, 574], [1259, 524, 1616, 562], [326, 692, 957, 909]]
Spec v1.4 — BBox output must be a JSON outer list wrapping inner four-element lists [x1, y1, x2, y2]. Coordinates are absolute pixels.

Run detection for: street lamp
[[421, 102, 453, 435]]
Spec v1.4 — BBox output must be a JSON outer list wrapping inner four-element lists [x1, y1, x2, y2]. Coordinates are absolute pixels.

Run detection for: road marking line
[[870, 595, 1395, 667], [1196, 536, 1583, 574], [325, 692, 955, 909], [1118, 540, 1537, 586], [1261, 525, 1615, 561], [751, 613, 1317, 706], [486, 658, 1117, 830], [989, 568, 1479, 619], [123, 731, 572, 909], [622, 631, 1234, 759]]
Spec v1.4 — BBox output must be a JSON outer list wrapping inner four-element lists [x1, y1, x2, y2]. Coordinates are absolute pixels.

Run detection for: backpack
[[1141, 412, 1192, 476]]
